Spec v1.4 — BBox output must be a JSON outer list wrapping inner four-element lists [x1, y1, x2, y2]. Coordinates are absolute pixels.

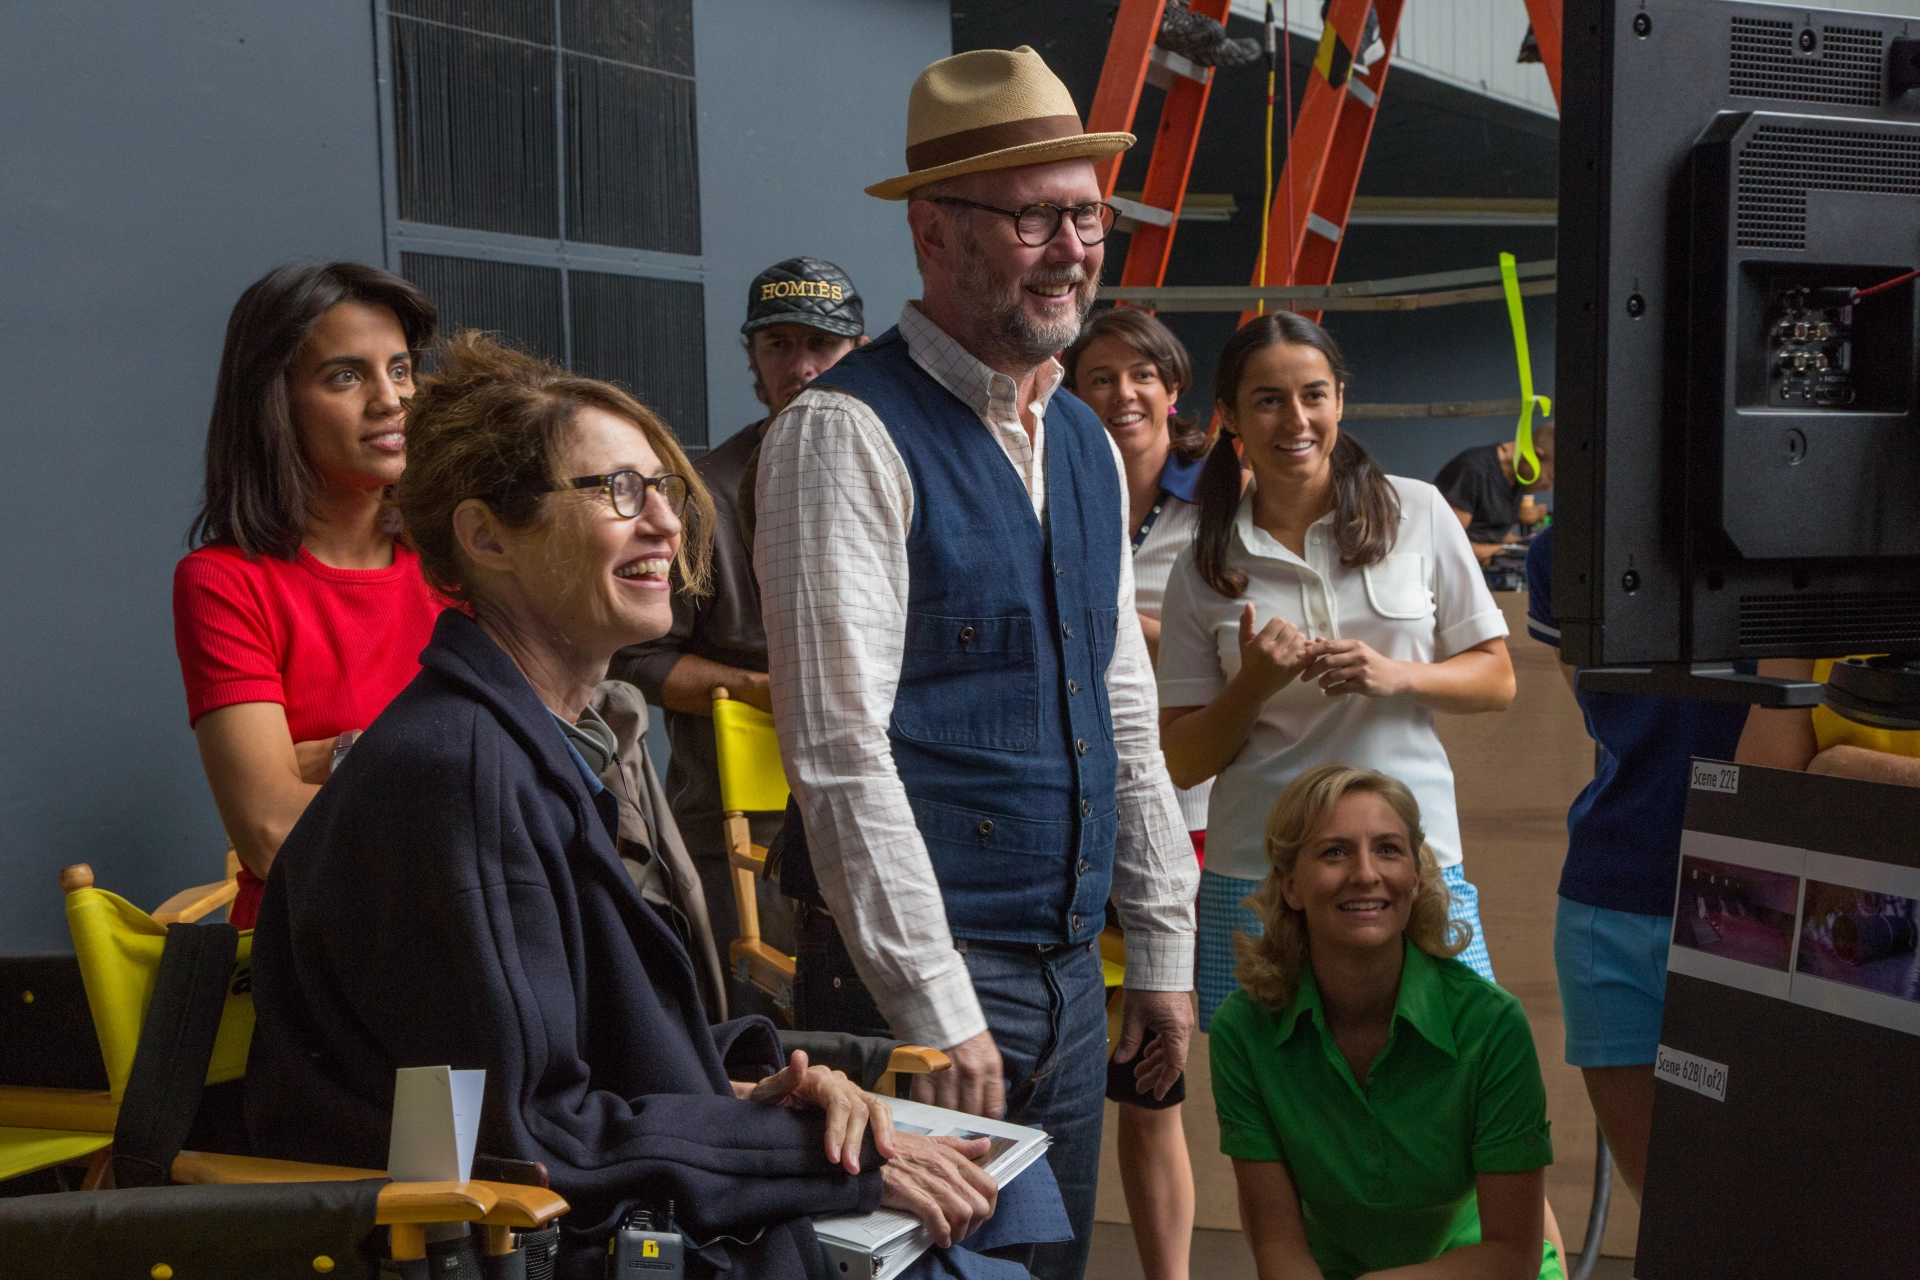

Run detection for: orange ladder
[[1085, 0, 1565, 317]]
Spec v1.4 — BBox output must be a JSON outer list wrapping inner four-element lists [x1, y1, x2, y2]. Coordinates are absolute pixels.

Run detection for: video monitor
[[1555, 0, 1920, 668]]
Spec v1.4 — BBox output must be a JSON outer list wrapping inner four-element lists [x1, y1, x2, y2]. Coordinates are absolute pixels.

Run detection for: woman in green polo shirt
[[1211, 764, 1564, 1280]]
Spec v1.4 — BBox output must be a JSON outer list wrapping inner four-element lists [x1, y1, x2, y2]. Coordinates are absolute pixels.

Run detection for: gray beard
[[953, 222, 1098, 369]]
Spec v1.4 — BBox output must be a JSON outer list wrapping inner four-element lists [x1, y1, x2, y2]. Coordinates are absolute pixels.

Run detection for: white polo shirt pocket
[[1362, 553, 1434, 621]]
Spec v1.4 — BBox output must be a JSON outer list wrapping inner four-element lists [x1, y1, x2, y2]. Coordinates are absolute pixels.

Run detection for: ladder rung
[[1305, 212, 1343, 243], [1111, 195, 1175, 230], [1146, 44, 1211, 90]]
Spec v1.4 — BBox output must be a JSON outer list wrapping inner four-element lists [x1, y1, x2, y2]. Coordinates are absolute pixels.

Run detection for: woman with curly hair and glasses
[[245, 333, 1018, 1278], [1210, 764, 1564, 1280]]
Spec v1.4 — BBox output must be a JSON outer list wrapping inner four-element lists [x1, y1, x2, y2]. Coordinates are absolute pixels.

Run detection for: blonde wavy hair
[[1233, 763, 1470, 1012]]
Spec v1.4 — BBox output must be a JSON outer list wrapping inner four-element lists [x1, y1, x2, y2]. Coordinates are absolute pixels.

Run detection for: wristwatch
[[330, 729, 361, 777]]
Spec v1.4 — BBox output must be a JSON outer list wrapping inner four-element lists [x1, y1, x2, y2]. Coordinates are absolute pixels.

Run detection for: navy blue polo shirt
[[1524, 529, 1752, 917]]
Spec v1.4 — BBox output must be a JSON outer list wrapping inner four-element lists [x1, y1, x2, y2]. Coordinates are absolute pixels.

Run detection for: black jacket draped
[[245, 610, 879, 1278]]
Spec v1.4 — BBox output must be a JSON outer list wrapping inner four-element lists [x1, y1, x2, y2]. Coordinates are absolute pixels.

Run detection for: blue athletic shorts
[[1196, 864, 1496, 1033], [1553, 897, 1671, 1068]]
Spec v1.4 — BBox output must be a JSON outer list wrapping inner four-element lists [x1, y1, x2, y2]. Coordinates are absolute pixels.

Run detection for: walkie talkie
[[606, 1200, 686, 1278]]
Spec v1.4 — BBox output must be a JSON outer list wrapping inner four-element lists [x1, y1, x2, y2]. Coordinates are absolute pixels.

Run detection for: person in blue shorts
[[1524, 527, 1751, 1198]]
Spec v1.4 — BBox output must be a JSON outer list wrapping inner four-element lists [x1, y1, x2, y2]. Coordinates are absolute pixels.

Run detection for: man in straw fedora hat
[[754, 46, 1199, 1278]]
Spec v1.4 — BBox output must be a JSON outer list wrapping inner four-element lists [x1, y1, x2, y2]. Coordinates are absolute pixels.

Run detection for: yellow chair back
[[712, 697, 791, 814], [64, 885, 254, 1101]]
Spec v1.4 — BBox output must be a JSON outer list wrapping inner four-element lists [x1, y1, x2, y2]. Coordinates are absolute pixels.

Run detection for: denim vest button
[[977, 819, 995, 836], [1072, 914, 1084, 930], [1076, 738, 1088, 755], [958, 625, 976, 645], [1062, 624, 1073, 639], [1080, 800, 1093, 816], [1067, 679, 1080, 695], [1077, 859, 1090, 875]]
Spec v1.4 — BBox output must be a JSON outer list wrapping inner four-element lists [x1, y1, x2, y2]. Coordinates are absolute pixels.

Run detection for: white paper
[[388, 1065, 486, 1182]]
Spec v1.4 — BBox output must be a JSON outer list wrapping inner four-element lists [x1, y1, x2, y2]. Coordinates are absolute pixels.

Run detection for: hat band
[[903, 114, 1084, 175]]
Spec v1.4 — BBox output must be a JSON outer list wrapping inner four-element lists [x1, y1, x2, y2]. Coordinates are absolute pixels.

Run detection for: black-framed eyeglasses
[[541, 470, 690, 519], [927, 196, 1119, 247]]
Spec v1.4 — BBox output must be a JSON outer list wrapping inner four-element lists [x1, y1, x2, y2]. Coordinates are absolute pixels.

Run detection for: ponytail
[[1193, 429, 1249, 598]]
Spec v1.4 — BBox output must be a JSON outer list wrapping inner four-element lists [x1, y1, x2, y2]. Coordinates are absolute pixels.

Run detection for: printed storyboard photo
[[1636, 761, 1920, 1280]]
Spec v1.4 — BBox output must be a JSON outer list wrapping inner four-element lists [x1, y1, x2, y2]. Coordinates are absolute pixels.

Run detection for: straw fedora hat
[[865, 46, 1134, 201]]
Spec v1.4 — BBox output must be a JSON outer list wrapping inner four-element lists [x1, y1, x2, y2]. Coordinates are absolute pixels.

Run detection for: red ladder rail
[[1522, 0, 1564, 107], [1088, 0, 1171, 197], [1247, 0, 1406, 324], [1086, 0, 1235, 287]]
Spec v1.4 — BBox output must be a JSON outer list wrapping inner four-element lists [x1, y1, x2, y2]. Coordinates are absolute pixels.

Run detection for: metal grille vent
[[1735, 124, 1920, 250], [399, 258, 709, 447], [401, 254, 566, 366], [392, 20, 558, 239], [1739, 591, 1920, 649], [1729, 17, 1884, 108], [566, 56, 701, 254], [568, 271, 708, 446], [391, 0, 698, 250]]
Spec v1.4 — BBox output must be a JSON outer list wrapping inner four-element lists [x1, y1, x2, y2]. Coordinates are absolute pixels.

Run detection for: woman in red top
[[174, 262, 442, 928]]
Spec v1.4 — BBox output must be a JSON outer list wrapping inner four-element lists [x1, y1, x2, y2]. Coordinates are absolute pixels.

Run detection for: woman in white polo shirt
[[1157, 312, 1516, 1028]]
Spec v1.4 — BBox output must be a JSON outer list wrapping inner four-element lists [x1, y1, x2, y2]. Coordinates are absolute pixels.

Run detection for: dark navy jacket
[[246, 611, 878, 1279], [781, 328, 1123, 946]]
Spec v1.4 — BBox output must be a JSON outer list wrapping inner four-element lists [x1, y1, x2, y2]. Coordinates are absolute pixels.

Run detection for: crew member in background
[[616, 257, 866, 1004], [1737, 659, 1920, 785], [754, 48, 1199, 1280], [1434, 423, 1554, 564], [1525, 527, 1751, 1200], [1063, 308, 1206, 1280]]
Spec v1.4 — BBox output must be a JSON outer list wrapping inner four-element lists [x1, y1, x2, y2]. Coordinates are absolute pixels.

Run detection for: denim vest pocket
[[910, 795, 1078, 937], [891, 612, 1039, 751], [1087, 606, 1120, 740]]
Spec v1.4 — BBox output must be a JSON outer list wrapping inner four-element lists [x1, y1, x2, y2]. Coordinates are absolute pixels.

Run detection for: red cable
[[1853, 267, 1920, 302]]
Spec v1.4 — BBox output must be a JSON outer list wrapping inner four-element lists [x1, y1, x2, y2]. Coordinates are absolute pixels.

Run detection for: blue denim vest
[[777, 327, 1122, 945]]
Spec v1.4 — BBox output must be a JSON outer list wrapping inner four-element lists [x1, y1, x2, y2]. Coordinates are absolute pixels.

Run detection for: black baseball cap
[[742, 257, 864, 339]]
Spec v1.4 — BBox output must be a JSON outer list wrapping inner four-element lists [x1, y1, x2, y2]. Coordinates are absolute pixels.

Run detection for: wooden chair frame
[[708, 689, 951, 1091]]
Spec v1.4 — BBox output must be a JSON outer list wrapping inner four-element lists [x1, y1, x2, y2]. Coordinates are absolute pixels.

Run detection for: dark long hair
[[1062, 308, 1208, 463], [190, 262, 438, 559], [1194, 312, 1399, 598]]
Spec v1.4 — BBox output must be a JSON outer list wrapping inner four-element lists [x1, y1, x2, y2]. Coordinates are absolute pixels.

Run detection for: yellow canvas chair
[[709, 689, 950, 1094], [0, 865, 568, 1262], [710, 688, 796, 1016], [0, 858, 239, 1188]]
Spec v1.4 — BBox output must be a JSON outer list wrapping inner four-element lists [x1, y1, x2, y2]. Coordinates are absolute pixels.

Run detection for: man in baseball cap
[[753, 47, 1198, 1279], [615, 256, 864, 1019]]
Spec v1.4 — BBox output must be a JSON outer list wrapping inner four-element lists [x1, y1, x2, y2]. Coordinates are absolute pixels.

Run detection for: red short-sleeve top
[[173, 543, 445, 925]]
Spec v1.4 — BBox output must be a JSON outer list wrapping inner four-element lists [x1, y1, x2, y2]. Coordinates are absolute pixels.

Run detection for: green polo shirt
[[1211, 943, 1553, 1280]]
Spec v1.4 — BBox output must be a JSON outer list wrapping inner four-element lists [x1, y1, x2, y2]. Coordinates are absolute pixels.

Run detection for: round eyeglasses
[[926, 196, 1119, 247], [542, 470, 690, 519]]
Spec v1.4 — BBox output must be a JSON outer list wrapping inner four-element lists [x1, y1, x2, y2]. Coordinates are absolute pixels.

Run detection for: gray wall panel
[[693, 0, 949, 446], [0, 3, 386, 948]]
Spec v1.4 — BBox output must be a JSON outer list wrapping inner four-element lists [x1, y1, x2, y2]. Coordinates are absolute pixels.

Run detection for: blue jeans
[[794, 910, 1107, 1280], [954, 938, 1107, 1280]]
